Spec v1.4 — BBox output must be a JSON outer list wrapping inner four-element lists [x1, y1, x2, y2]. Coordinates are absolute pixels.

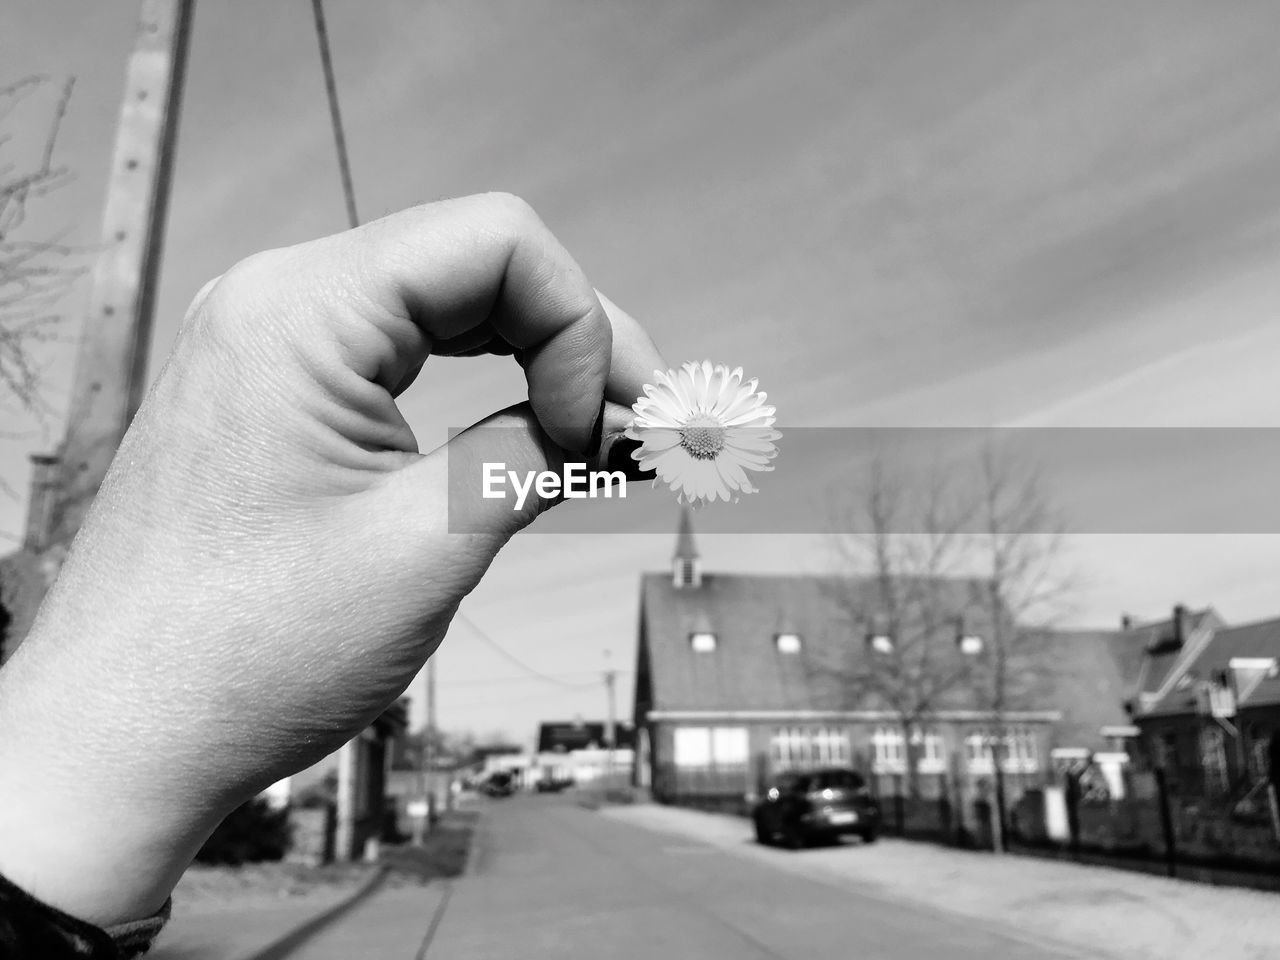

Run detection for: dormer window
[[775, 633, 802, 654], [868, 633, 894, 655], [690, 632, 717, 653], [958, 634, 984, 656]]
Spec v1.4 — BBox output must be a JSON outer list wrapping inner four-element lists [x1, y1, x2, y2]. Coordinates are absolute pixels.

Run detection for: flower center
[[679, 417, 726, 461]]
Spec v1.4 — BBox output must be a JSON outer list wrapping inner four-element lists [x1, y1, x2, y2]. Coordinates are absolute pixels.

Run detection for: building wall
[[647, 717, 1054, 811], [1136, 705, 1280, 796]]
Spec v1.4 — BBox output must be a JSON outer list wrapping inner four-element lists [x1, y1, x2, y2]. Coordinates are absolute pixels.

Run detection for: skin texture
[[0, 193, 665, 926]]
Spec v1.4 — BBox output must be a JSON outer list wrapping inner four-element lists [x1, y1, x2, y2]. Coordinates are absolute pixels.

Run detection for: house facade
[[631, 511, 1106, 813], [1121, 611, 1280, 799]]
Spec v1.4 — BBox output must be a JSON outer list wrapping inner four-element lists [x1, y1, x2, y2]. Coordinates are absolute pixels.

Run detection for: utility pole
[[0, 0, 194, 663], [52, 0, 195, 547], [603, 650, 617, 789], [426, 655, 438, 820]]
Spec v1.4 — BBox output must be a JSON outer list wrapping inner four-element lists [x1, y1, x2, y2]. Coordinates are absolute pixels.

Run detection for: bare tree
[[0, 75, 80, 425], [964, 441, 1073, 850], [826, 440, 1072, 806], [823, 453, 979, 798]]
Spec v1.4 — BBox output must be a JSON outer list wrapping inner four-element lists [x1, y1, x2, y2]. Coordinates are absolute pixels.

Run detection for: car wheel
[[783, 821, 807, 851], [860, 828, 879, 844], [754, 816, 772, 846]]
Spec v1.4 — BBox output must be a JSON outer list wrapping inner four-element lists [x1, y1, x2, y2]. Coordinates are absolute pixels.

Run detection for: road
[[416, 796, 1083, 960]]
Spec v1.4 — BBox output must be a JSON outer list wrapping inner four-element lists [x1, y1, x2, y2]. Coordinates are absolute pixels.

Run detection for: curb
[[237, 864, 389, 960]]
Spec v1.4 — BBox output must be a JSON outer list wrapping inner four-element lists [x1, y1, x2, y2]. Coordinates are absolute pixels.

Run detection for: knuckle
[[484, 191, 542, 230]]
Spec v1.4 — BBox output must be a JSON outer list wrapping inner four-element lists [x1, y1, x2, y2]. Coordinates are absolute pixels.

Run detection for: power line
[[453, 611, 603, 690], [435, 669, 634, 689], [310, 0, 359, 229]]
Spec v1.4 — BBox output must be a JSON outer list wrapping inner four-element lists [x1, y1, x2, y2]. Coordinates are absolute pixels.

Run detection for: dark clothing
[[0, 872, 167, 959]]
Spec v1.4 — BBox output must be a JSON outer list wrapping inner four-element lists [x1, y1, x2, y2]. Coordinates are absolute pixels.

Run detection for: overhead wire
[[307, 7, 615, 705], [453, 611, 606, 690], [310, 0, 360, 230]]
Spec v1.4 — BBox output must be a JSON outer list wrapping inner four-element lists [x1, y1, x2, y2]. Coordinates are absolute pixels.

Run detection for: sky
[[5, 1, 1280, 746]]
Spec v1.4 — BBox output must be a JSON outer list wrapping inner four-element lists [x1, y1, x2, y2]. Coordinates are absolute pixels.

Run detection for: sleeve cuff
[[0, 869, 170, 958]]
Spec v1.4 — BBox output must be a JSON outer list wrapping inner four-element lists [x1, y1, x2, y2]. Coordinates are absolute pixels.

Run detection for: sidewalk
[[148, 871, 378, 960], [280, 883, 447, 960], [601, 803, 1280, 960]]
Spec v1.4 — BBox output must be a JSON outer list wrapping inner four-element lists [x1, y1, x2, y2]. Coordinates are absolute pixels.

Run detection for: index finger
[[286, 192, 613, 454]]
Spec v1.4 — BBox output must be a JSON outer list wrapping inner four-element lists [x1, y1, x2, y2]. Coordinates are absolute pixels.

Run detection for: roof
[[638, 571, 1031, 716], [537, 721, 636, 753], [1021, 629, 1134, 751], [1145, 615, 1280, 716], [1114, 608, 1223, 702]]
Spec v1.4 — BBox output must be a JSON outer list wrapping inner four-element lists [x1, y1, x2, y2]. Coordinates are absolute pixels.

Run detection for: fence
[[1004, 767, 1280, 890], [869, 765, 1280, 889]]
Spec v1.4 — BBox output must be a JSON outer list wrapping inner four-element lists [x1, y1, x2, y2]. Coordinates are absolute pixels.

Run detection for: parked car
[[480, 771, 517, 797], [753, 768, 881, 848], [535, 777, 573, 793]]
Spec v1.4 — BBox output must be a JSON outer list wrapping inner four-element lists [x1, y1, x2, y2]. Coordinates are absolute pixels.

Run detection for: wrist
[[0, 627, 219, 926]]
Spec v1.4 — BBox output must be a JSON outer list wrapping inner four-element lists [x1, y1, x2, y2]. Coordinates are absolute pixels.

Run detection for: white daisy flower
[[626, 360, 781, 505]]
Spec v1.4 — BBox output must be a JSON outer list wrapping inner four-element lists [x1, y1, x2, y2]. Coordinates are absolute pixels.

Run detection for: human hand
[[0, 193, 663, 924]]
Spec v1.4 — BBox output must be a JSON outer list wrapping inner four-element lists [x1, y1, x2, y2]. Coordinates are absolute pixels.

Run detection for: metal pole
[[604, 667, 617, 788]]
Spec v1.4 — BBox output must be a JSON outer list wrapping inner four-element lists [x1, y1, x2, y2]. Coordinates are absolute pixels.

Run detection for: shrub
[[195, 797, 292, 866]]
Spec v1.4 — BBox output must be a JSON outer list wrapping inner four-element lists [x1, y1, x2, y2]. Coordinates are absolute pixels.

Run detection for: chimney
[[1173, 604, 1190, 646], [22, 454, 61, 552]]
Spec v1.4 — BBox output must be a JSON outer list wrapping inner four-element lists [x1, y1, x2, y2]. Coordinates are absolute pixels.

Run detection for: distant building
[[1121, 610, 1280, 797], [333, 699, 408, 860], [0, 456, 63, 666], [535, 720, 636, 787]]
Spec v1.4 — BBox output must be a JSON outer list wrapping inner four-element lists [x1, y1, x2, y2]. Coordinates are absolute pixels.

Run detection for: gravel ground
[[601, 803, 1280, 960], [170, 861, 374, 914]]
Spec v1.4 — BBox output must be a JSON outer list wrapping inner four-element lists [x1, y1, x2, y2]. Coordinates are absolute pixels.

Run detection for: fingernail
[[605, 435, 656, 481], [584, 398, 606, 458]]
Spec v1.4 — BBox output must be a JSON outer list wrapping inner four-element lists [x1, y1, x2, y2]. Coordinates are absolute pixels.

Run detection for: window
[[712, 727, 749, 766], [674, 726, 747, 768], [813, 727, 851, 765], [1003, 726, 1039, 773], [868, 633, 894, 655], [771, 727, 811, 769], [689, 632, 716, 652], [770, 726, 850, 770], [965, 730, 994, 774], [673, 727, 712, 767], [872, 726, 906, 774], [958, 634, 984, 655], [1201, 727, 1228, 795], [917, 728, 946, 774], [775, 632, 802, 654], [1248, 727, 1271, 782], [963, 727, 1039, 774]]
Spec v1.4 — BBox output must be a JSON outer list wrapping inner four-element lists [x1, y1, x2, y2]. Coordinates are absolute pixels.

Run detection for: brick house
[[630, 511, 1123, 812], [1122, 611, 1280, 798]]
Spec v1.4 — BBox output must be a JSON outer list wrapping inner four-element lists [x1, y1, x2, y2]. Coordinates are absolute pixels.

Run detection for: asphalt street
[[415, 797, 1085, 960]]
